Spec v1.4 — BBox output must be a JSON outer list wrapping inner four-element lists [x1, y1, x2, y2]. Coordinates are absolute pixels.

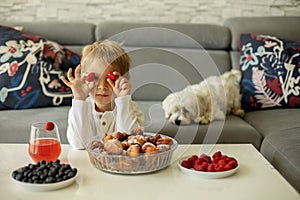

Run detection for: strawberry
[[107, 71, 118, 81], [85, 72, 95, 82], [45, 122, 55, 131]]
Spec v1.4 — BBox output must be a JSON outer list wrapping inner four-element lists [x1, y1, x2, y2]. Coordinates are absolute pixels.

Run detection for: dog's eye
[[182, 107, 189, 114]]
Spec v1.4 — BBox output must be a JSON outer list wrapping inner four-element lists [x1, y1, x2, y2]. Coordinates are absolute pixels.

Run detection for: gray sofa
[[0, 17, 299, 193]]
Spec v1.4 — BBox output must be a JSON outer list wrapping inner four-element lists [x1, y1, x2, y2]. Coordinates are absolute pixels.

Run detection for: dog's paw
[[198, 116, 210, 124], [232, 109, 245, 118]]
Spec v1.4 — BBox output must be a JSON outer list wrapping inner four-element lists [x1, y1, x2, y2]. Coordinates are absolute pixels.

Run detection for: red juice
[[29, 138, 61, 162]]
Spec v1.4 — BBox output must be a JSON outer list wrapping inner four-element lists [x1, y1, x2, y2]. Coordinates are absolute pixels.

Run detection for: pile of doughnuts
[[87, 131, 176, 173], [89, 131, 173, 156]]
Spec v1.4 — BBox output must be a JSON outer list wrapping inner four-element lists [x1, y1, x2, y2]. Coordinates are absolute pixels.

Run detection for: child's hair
[[81, 40, 131, 77]]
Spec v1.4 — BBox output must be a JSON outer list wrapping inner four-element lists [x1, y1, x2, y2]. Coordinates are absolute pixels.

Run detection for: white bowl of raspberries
[[178, 151, 239, 179]]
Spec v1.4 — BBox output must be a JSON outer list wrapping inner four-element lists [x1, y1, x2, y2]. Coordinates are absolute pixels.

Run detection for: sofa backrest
[[224, 16, 300, 69], [0, 21, 95, 54], [96, 22, 232, 101]]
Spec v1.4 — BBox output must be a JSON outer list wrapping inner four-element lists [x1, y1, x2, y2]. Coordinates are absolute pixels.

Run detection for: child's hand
[[61, 64, 96, 100], [107, 71, 131, 97]]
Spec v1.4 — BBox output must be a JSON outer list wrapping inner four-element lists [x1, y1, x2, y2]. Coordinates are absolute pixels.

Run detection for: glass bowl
[[86, 133, 178, 174]]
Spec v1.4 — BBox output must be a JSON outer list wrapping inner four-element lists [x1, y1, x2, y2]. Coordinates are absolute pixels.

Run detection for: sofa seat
[[0, 106, 70, 144], [244, 109, 300, 138], [137, 101, 262, 149], [260, 129, 300, 193]]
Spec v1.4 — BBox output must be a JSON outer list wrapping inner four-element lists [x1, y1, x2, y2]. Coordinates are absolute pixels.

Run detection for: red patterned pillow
[[0, 25, 81, 110], [239, 33, 300, 110]]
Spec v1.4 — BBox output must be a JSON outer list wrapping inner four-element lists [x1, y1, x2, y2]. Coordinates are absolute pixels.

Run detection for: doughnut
[[127, 144, 141, 156], [104, 139, 123, 155]]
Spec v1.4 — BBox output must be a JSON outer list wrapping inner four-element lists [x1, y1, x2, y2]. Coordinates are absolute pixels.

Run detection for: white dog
[[162, 69, 245, 125]]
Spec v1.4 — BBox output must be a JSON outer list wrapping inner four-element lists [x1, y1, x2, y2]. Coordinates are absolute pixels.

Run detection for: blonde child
[[61, 40, 144, 149]]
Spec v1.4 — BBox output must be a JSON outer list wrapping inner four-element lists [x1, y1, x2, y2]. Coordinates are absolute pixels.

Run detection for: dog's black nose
[[175, 119, 181, 125]]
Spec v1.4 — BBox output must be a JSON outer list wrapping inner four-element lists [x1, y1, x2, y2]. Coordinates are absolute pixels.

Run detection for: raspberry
[[216, 165, 224, 172], [223, 164, 233, 171], [45, 122, 55, 131], [218, 159, 226, 166], [181, 160, 191, 169], [107, 71, 118, 81], [85, 72, 95, 82], [194, 157, 204, 166], [207, 164, 215, 172], [228, 160, 238, 168], [194, 164, 206, 172], [221, 155, 228, 160], [212, 151, 222, 159]]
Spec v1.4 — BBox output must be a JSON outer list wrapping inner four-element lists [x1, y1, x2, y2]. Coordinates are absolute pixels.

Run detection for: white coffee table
[[0, 143, 299, 200]]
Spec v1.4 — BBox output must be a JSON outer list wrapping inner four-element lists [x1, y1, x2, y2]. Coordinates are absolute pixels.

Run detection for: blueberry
[[45, 177, 56, 183], [15, 173, 23, 181], [33, 180, 43, 184], [28, 164, 36, 170], [23, 170, 32, 177], [12, 171, 18, 179], [32, 175, 39, 181], [64, 169, 72, 175], [56, 172, 64, 178], [27, 172, 34, 178], [40, 160, 46, 165], [67, 171, 76, 178], [48, 171, 57, 177]]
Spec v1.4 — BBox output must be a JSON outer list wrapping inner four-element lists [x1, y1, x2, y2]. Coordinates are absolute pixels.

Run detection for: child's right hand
[[61, 64, 96, 100]]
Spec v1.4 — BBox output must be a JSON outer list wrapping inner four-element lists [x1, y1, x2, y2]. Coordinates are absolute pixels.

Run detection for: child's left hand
[[107, 72, 131, 97]]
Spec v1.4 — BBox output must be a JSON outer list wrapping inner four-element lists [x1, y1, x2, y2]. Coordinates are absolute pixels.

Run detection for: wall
[[0, 0, 299, 25]]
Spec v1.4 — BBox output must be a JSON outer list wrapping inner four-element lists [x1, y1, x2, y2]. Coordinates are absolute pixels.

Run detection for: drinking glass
[[28, 122, 62, 163]]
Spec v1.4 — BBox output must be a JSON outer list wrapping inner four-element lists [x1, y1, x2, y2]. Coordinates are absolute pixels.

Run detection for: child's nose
[[97, 77, 109, 89]]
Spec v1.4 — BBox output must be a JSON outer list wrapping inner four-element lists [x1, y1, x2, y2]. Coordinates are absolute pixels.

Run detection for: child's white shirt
[[66, 95, 144, 149]]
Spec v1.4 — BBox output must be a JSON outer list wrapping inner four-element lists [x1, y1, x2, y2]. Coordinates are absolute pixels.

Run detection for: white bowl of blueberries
[[11, 160, 77, 191]]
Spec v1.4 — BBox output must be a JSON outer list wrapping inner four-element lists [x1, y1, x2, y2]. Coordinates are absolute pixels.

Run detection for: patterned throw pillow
[[0, 25, 81, 110], [239, 33, 300, 111]]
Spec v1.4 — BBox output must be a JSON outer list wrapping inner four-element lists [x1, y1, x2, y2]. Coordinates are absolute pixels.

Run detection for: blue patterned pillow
[[239, 33, 300, 111], [0, 25, 81, 110]]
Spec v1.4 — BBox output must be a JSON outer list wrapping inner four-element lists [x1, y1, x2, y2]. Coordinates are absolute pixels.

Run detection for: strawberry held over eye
[[107, 71, 118, 81], [85, 72, 95, 82], [45, 122, 55, 131]]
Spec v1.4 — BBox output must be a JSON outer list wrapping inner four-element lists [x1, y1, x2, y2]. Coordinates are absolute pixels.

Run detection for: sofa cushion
[[239, 33, 300, 111], [96, 22, 230, 50], [224, 16, 300, 51], [260, 128, 300, 192], [0, 25, 80, 109], [244, 108, 300, 138], [128, 47, 231, 101], [0, 22, 95, 46]]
